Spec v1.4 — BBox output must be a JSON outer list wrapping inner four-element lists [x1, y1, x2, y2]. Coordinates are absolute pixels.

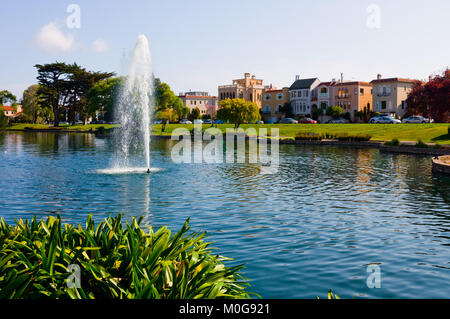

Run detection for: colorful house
[[334, 82, 373, 122], [370, 74, 418, 119], [289, 76, 321, 117], [261, 87, 290, 123]]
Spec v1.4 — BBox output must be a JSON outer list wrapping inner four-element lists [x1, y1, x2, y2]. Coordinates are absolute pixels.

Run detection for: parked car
[[402, 116, 434, 123], [154, 119, 163, 124], [328, 118, 346, 124], [256, 120, 264, 124], [193, 119, 203, 124], [179, 119, 192, 124], [214, 120, 224, 124], [299, 117, 317, 124], [374, 116, 401, 124], [279, 118, 298, 124], [203, 119, 212, 124]]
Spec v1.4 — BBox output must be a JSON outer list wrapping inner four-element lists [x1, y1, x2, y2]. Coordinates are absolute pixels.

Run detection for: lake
[[0, 131, 449, 298]]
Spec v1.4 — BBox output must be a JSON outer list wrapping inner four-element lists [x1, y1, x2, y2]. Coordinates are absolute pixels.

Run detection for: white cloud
[[92, 38, 109, 53], [35, 22, 75, 53]]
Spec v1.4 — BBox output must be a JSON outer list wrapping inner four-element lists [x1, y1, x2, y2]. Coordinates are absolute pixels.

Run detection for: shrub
[[335, 133, 372, 142], [295, 132, 322, 141], [415, 139, 429, 148], [384, 138, 401, 146], [0, 214, 251, 299]]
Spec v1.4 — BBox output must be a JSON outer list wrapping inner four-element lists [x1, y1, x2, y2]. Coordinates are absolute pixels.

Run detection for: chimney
[[295, 75, 300, 81], [428, 75, 432, 82], [340, 73, 344, 83], [251, 75, 255, 79], [377, 74, 382, 80], [244, 73, 250, 78]]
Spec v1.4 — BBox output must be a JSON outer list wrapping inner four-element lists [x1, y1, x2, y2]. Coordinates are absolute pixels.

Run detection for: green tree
[[216, 98, 261, 128], [173, 97, 189, 120], [326, 105, 344, 119], [0, 90, 17, 106], [156, 108, 178, 132], [279, 102, 294, 118], [21, 84, 51, 124], [88, 77, 124, 122], [188, 107, 201, 121], [0, 108, 7, 127]]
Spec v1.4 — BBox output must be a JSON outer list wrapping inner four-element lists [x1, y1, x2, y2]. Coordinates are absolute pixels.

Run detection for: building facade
[[1, 105, 22, 118], [316, 81, 338, 111], [370, 75, 417, 118], [334, 82, 373, 122], [261, 87, 290, 123], [178, 91, 218, 117], [218, 73, 265, 108], [289, 77, 321, 116]]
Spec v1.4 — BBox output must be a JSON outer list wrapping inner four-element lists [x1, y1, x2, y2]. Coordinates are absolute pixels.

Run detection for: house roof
[[2, 105, 15, 111], [335, 81, 372, 87], [318, 81, 338, 87], [289, 78, 319, 90], [179, 95, 217, 99], [370, 77, 419, 84]]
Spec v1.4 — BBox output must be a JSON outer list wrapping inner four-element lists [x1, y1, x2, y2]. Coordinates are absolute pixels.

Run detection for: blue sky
[[1, 0, 449, 99]]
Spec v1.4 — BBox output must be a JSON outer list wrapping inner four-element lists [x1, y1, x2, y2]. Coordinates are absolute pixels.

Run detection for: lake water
[[1, 131, 449, 298]]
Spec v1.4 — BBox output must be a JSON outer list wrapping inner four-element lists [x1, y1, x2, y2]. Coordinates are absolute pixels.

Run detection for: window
[[263, 105, 271, 114], [381, 101, 387, 109], [401, 101, 406, 109], [264, 94, 271, 100], [276, 105, 282, 113], [354, 88, 358, 95], [360, 88, 364, 95], [320, 87, 327, 94], [305, 90, 309, 97], [277, 93, 283, 100]]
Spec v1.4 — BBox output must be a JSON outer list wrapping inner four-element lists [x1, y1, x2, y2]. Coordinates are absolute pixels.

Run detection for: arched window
[[263, 105, 271, 114]]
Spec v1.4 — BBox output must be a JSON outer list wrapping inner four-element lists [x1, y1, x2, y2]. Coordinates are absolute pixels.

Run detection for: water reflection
[[1, 132, 450, 298]]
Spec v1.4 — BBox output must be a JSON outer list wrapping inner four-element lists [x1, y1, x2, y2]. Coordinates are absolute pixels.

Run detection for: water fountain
[[98, 34, 157, 174]]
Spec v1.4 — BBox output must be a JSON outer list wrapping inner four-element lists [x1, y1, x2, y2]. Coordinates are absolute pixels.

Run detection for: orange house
[[334, 82, 372, 122]]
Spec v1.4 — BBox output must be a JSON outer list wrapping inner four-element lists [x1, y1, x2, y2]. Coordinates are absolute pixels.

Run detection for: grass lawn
[[5, 123, 450, 145], [151, 123, 450, 145]]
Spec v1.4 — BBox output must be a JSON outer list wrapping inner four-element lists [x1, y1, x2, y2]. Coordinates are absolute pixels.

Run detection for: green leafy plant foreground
[[0, 214, 251, 299]]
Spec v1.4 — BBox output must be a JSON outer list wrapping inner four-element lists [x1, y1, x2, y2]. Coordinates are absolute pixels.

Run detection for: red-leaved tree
[[405, 70, 450, 122]]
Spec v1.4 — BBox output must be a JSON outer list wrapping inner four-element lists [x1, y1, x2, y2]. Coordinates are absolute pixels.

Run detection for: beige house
[[261, 87, 290, 123], [178, 91, 218, 117], [218, 73, 265, 108], [370, 75, 418, 118]]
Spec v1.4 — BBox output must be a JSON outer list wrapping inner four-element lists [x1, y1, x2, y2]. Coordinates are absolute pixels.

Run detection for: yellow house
[[218, 73, 265, 108], [261, 87, 290, 123]]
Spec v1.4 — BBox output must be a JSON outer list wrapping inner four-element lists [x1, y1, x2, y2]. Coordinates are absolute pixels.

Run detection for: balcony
[[336, 95, 349, 99], [319, 93, 329, 98], [377, 92, 391, 97]]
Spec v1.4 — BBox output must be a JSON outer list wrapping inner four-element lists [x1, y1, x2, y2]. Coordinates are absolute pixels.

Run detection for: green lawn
[[152, 123, 450, 145], [5, 123, 450, 145]]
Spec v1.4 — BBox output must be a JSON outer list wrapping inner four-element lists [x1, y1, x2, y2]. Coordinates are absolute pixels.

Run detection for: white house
[[289, 76, 321, 116]]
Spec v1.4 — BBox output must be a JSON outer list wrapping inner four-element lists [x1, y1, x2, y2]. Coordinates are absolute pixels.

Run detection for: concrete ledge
[[380, 145, 450, 156], [432, 156, 450, 175]]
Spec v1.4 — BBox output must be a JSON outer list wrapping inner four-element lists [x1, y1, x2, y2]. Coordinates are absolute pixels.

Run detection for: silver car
[[375, 116, 401, 124]]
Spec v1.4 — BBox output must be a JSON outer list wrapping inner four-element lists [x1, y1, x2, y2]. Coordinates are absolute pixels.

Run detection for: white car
[[402, 116, 434, 123], [179, 119, 192, 124], [375, 116, 401, 124], [193, 119, 203, 124]]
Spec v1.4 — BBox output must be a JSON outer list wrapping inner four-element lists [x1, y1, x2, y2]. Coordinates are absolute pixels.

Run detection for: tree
[[21, 84, 51, 124], [405, 70, 449, 122], [188, 107, 200, 121], [35, 62, 73, 127], [0, 90, 17, 106], [326, 105, 343, 119], [216, 98, 261, 128], [0, 108, 7, 127], [279, 102, 294, 118], [35, 62, 114, 126], [173, 97, 189, 120], [88, 77, 125, 122], [155, 108, 178, 132]]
